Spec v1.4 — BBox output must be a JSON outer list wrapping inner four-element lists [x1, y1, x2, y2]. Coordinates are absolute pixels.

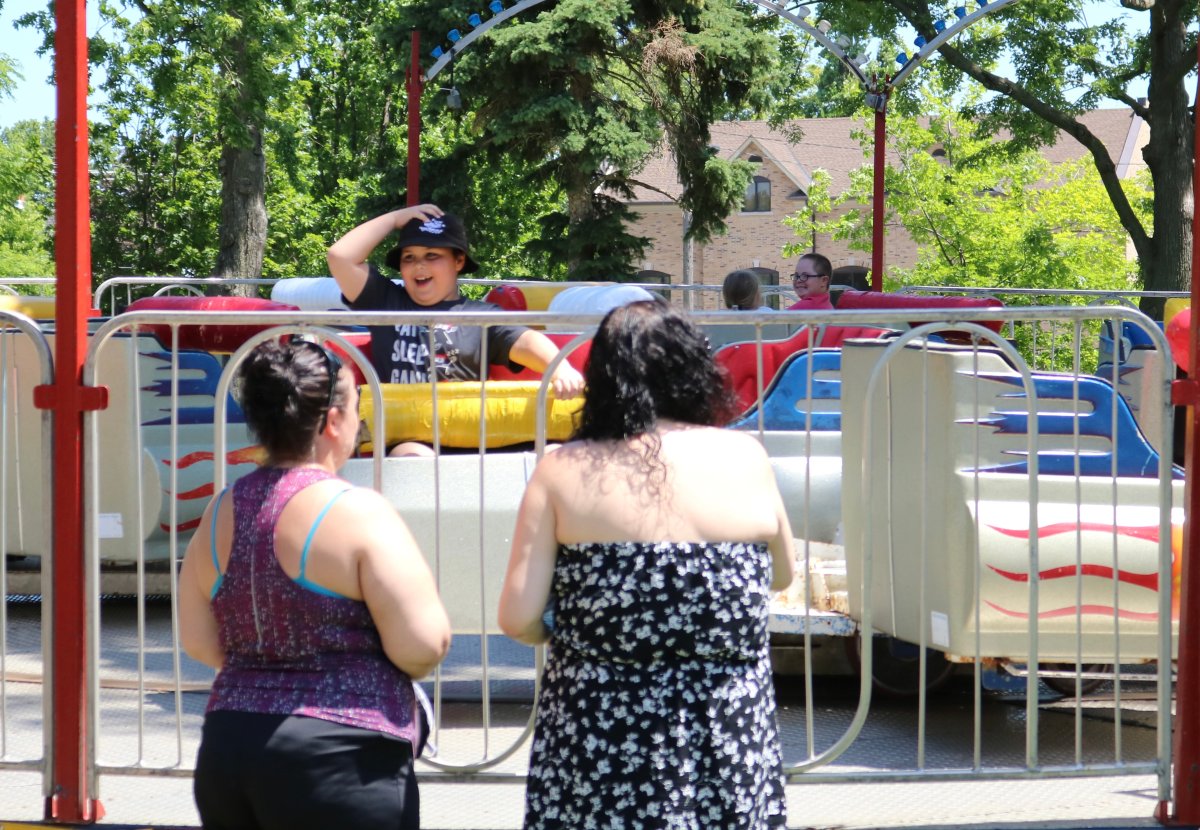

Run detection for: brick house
[[624, 110, 1148, 310]]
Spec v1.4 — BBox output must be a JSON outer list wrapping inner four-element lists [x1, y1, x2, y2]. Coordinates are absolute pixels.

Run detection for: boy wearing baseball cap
[[328, 202, 584, 383]]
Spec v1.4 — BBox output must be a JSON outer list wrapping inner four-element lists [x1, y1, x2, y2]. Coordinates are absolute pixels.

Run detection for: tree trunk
[[566, 183, 591, 279], [1137, 0, 1194, 318], [212, 33, 268, 297], [681, 210, 694, 311], [211, 126, 267, 296]]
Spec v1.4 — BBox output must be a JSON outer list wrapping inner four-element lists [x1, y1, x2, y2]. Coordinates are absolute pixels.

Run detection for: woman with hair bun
[[499, 301, 795, 829], [179, 337, 451, 830]]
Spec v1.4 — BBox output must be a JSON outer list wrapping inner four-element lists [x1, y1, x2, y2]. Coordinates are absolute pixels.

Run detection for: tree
[[392, 0, 781, 280], [784, 90, 1148, 294], [786, 93, 1151, 372], [817, 0, 1193, 315], [12, 0, 572, 288], [0, 118, 55, 279]]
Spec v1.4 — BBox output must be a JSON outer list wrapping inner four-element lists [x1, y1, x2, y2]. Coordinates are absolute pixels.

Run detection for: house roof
[[626, 108, 1142, 205]]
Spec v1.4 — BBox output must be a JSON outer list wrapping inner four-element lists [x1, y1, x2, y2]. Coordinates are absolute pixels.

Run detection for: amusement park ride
[[20, 0, 1200, 825]]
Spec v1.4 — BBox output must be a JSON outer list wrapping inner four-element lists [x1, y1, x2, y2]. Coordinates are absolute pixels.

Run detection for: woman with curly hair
[[499, 300, 795, 829], [179, 337, 451, 829]]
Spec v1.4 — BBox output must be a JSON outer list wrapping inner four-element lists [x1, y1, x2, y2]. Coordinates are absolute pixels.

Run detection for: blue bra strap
[[298, 488, 354, 589], [209, 487, 230, 600]]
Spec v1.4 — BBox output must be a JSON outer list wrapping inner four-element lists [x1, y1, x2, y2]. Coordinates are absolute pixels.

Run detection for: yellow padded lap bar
[[0, 294, 56, 318], [359, 382, 582, 450]]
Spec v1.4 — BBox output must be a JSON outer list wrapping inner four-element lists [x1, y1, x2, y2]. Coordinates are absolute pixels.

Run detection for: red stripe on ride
[[159, 517, 202, 533], [984, 600, 1159, 622], [169, 483, 214, 500], [987, 563, 1157, 591], [162, 445, 261, 469], [987, 522, 1159, 543]]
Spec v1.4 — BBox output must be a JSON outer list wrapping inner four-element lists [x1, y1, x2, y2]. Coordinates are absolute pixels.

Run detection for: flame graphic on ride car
[[980, 521, 1182, 620], [158, 445, 264, 532], [162, 445, 264, 471]]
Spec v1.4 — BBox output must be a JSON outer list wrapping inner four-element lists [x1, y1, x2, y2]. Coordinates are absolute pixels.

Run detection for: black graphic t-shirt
[[345, 266, 528, 383]]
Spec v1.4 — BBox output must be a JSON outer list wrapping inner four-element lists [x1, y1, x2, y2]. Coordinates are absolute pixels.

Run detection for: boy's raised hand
[[393, 204, 444, 227]]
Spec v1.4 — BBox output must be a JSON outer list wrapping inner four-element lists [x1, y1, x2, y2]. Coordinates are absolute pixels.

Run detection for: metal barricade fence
[[763, 306, 1172, 795], [0, 302, 1177, 815], [91, 276, 812, 317], [0, 311, 55, 781], [894, 286, 1191, 374]]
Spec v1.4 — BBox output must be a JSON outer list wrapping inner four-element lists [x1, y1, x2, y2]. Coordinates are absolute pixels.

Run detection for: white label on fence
[[98, 513, 124, 539], [930, 611, 950, 648]]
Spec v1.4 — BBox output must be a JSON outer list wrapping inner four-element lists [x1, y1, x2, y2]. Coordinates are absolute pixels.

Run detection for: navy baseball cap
[[384, 213, 479, 274]]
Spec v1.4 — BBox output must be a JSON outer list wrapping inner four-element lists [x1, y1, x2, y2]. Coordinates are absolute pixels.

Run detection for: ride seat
[[716, 324, 891, 414]]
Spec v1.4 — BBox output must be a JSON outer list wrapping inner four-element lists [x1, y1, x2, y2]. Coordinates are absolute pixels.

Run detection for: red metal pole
[[40, 0, 106, 821], [1166, 35, 1200, 826], [870, 101, 886, 292], [406, 31, 423, 207]]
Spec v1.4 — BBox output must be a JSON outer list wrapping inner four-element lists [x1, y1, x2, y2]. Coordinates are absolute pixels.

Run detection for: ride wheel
[[845, 634, 957, 697]]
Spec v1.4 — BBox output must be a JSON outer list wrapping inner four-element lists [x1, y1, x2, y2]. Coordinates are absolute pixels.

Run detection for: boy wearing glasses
[[786, 253, 834, 312]]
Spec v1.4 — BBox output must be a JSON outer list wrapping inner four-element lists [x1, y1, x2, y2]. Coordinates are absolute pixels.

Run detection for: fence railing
[[0, 301, 1179, 818]]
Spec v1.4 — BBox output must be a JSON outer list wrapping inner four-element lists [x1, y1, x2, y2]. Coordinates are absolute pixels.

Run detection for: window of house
[[743, 176, 771, 213]]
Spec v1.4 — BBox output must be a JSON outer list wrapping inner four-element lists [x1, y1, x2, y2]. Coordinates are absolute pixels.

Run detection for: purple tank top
[[206, 465, 420, 745]]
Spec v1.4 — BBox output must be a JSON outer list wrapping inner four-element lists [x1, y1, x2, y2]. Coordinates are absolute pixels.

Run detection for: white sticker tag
[[98, 513, 124, 540], [930, 611, 950, 648]]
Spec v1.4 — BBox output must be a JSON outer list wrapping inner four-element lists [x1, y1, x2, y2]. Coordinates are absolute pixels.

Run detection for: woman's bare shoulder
[[676, 425, 768, 454], [314, 482, 397, 523]]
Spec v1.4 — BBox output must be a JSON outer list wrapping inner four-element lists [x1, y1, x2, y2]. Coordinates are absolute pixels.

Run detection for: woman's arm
[[179, 496, 226, 669], [765, 464, 797, 592], [327, 204, 443, 303], [498, 465, 560, 644], [508, 330, 586, 399], [352, 490, 452, 679]]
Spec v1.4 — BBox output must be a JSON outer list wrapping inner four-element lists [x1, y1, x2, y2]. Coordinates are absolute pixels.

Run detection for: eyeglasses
[[317, 345, 343, 433], [793, 272, 827, 281], [291, 337, 344, 433]]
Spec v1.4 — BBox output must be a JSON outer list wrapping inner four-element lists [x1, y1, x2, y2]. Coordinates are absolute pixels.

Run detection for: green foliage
[[784, 89, 1150, 371], [393, 0, 778, 279], [822, 0, 1195, 304], [785, 95, 1144, 293], [0, 119, 55, 278]]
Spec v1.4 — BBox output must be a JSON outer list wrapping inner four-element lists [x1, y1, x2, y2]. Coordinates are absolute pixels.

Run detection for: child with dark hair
[[499, 301, 794, 829], [328, 208, 582, 371], [328, 205, 584, 455], [788, 252, 834, 311]]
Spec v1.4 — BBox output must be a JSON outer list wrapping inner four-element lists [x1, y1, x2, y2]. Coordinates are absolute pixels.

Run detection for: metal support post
[[407, 31, 423, 206], [42, 0, 107, 821], [1164, 34, 1200, 826]]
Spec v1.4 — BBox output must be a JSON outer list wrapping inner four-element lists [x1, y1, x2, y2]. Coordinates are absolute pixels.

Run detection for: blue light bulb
[[489, 0, 503, 12], [468, 13, 481, 26], [934, 19, 946, 32], [431, 45, 444, 58], [447, 28, 461, 42], [896, 52, 908, 65], [914, 35, 926, 47], [954, 6, 967, 17]]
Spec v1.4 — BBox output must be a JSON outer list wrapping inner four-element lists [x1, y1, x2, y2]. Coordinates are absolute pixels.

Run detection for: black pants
[[194, 711, 419, 830]]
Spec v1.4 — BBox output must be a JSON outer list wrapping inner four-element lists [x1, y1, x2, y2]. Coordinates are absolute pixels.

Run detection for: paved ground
[[0, 597, 1176, 830]]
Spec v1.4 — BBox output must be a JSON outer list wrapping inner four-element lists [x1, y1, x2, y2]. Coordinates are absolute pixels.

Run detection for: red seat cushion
[[484, 285, 528, 311], [836, 290, 1004, 333], [487, 332, 591, 380], [125, 296, 301, 352], [328, 331, 373, 385]]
